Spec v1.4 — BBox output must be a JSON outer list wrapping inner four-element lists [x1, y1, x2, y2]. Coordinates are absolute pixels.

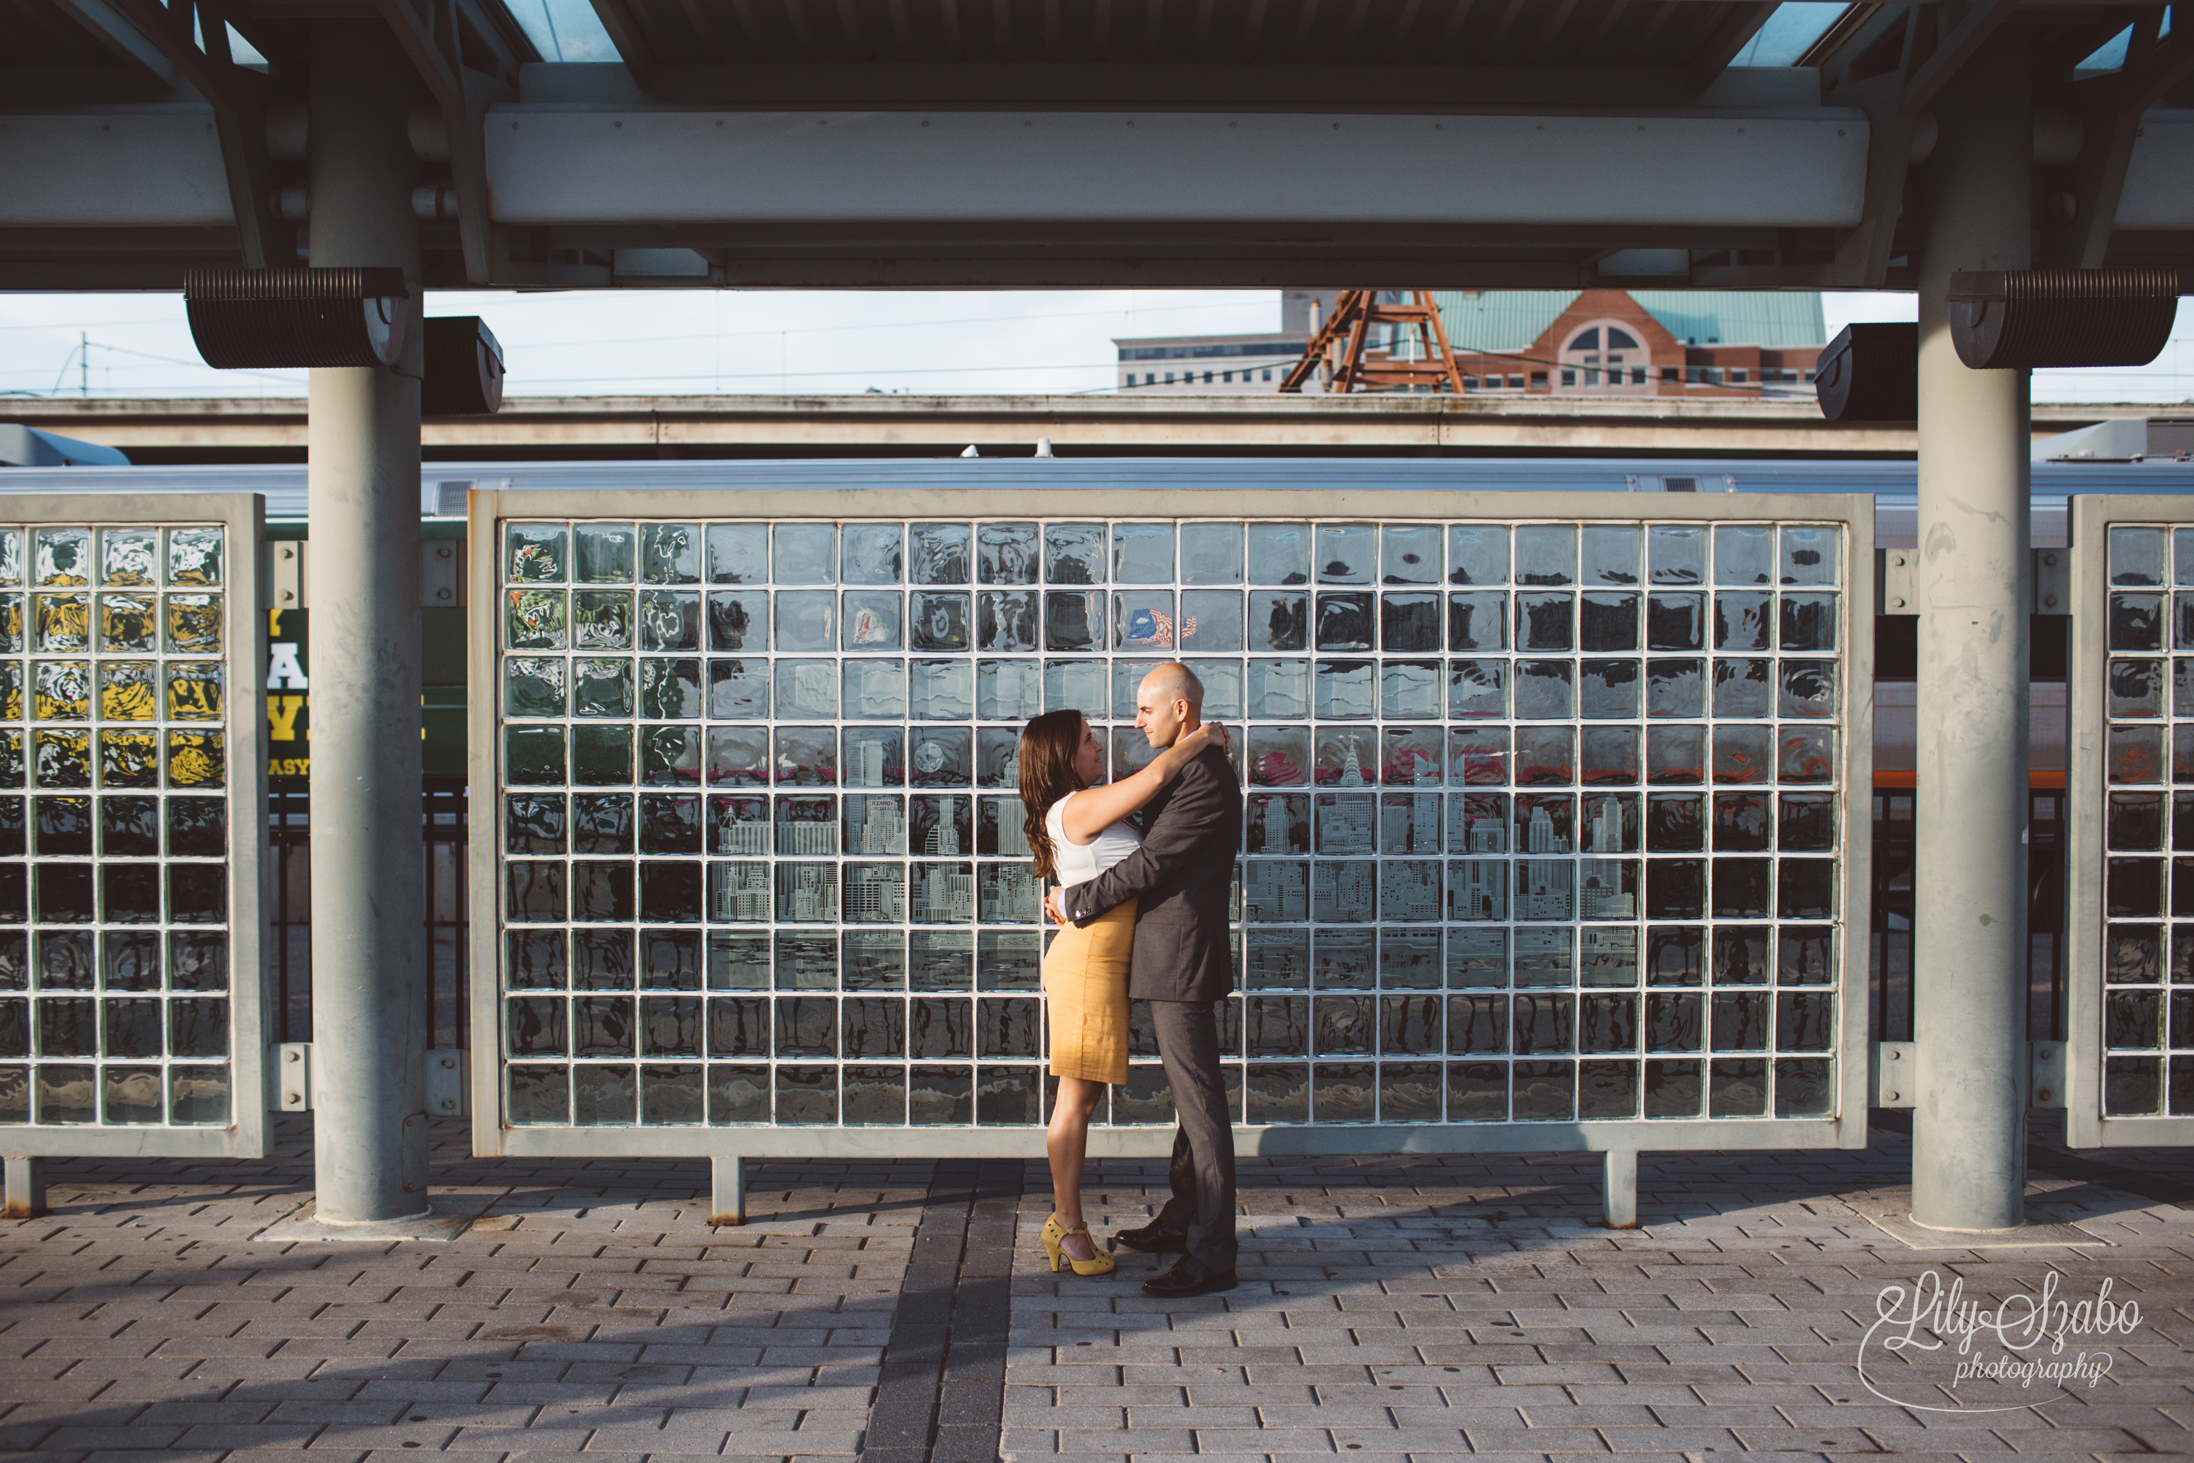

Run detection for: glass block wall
[[494, 517, 1847, 1128], [0, 526, 235, 1127], [2097, 525, 2194, 1118]]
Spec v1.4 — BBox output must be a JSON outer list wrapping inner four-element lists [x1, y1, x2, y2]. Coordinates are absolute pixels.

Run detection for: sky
[[1, 289, 2188, 404]]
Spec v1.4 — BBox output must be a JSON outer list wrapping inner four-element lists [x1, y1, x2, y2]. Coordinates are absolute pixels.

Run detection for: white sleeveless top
[[1046, 790, 1142, 892]]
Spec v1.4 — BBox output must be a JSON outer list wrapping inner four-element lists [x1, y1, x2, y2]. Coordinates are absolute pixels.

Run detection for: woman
[[1018, 708, 1230, 1276]]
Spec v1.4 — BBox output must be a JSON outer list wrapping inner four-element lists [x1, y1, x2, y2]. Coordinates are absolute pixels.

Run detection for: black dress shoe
[[1141, 1256, 1237, 1298], [1111, 1221, 1187, 1252]]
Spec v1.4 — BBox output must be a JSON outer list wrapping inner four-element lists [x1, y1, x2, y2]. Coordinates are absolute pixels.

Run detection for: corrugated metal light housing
[[422, 316, 506, 417], [184, 266, 408, 369], [1949, 268, 2181, 369], [1814, 322, 1916, 422]]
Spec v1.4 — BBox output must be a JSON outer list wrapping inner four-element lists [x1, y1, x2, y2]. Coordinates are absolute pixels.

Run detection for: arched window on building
[[1557, 321, 1652, 394]]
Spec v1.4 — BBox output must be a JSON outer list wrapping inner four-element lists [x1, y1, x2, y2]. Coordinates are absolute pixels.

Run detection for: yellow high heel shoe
[[1041, 1213, 1117, 1276]]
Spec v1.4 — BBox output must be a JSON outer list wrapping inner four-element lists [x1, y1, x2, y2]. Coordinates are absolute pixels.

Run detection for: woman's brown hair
[[1018, 709, 1085, 883]]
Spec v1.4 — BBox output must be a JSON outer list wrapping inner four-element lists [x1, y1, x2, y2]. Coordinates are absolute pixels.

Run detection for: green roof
[[1431, 290, 1827, 352]]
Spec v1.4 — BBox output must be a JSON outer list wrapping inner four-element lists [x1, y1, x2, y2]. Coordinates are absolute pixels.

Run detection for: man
[[1050, 662, 1243, 1297]]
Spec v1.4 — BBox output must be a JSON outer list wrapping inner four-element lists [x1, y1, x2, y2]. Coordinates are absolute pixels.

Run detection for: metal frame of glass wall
[[0, 494, 269, 1157], [2067, 495, 2194, 1147], [468, 488, 1873, 1161]]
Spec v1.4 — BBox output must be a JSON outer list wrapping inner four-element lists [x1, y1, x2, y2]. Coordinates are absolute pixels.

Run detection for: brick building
[[1114, 288, 1826, 397]]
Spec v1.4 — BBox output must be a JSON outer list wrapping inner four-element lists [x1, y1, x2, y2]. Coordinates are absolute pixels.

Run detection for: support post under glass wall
[[1911, 33, 2034, 1233]]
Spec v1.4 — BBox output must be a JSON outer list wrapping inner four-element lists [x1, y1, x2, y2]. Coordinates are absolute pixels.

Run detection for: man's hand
[[1045, 886, 1070, 925]]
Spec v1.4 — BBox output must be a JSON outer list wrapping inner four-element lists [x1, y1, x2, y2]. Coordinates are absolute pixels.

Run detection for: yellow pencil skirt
[[1043, 897, 1137, 1085]]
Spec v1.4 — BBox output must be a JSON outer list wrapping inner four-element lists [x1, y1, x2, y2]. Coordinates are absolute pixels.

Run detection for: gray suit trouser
[[1147, 999, 1238, 1273]]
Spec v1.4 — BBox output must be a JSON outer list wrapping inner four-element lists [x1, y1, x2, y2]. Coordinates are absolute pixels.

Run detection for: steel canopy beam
[[482, 109, 1872, 228]]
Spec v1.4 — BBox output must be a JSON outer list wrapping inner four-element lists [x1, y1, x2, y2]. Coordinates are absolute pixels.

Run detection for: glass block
[[98, 731, 158, 789], [1714, 592, 1771, 651], [1110, 591, 1175, 653], [1579, 659, 1639, 719], [99, 527, 158, 588], [2107, 925, 2162, 983], [0, 532, 19, 587], [166, 594, 223, 655], [35, 730, 90, 789], [506, 523, 567, 582], [639, 658, 701, 720], [1780, 660, 1837, 719], [1044, 590, 1104, 651], [1447, 659, 1505, 720], [1778, 728, 1834, 784], [2111, 594, 2164, 651], [565, 658, 630, 718], [1312, 524, 1373, 585], [1644, 1057, 1702, 1116], [1446, 1060, 1505, 1120], [504, 658, 566, 718], [1447, 591, 1507, 651], [910, 727, 971, 786], [843, 659, 906, 719], [1778, 926, 1834, 984], [172, 662, 232, 724], [1249, 591, 1309, 651], [1314, 727, 1377, 789], [1247, 523, 1311, 586], [1514, 525, 1575, 585], [706, 589, 766, 651], [1580, 727, 1640, 787], [1512, 1060, 1574, 1120], [978, 522, 1039, 584], [2104, 1056, 2160, 1114], [2110, 725, 2163, 783], [978, 591, 1039, 652], [2112, 527, 2168, 586], [1712, 724, 1771, 784], [1712, 859, 1771, 919], [574, 523, 636, 583], [1178, 590, 1242, 652], [574, 794, 635, 853], [1314, 660, 1374, 720], [1314, 593, 1373, 653], [771, 589, 833, 652], [35, 661, 91, 720], [1380, 525, 1441, 585], [1043, 523, 1104, 584], [1714, 525, 1772, 585], [1180, 522, 1243, 584], [768, 524, 834, 585], [168, 1065, 228, 1126], [1247, 794, 1308, 856], [978, 931, 1042, 990], [1516, 592, 1573, 651], [1446, 859, 1506, 922], [506, 589, 567, 650], [1779, 526, 1838, 586], [1647, 593, 1704, 651], [1514, 660, 1573, 720], [1112, 523, 1173, 583], [1248, 658, 1309, 719], [909, 659, 974, 721], [706, 523, 768, 584], [1649, 525, 1705, 585], [1709, 1057, 1767, 1116], [1449, 726, 1508, 786], [1780, 593, 1837, 652], [1242, 861, 1307, 922], [845, 523, 907, 585], [1580, 593, 1639, 652], [37, 593, 90, 653], [845, 591, 905, 650], [1432, 527, 1506, 590], [98, 592, 155, 653]]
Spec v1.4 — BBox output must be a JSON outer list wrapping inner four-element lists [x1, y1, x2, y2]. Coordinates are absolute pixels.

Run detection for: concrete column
[[1602, 1147, 1637, 1229], [711, 1157, 746, 1226], [305, 23, 430, 1224], [1911, 33, 2033, 1233]]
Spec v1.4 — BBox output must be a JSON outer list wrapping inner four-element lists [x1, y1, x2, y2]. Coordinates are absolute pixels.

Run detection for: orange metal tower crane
[[1278, 289, 1468, 394]]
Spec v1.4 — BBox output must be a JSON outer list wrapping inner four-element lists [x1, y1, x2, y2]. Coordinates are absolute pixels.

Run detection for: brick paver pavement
[[2, 1116, 2190, 1463]]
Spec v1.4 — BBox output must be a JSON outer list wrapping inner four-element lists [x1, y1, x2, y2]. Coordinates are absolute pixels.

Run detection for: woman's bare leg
[[1047, 1077, 1104, 1262]]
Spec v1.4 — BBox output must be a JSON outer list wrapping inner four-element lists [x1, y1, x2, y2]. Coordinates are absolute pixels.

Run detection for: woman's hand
[[1180, 721, 1230, 758]]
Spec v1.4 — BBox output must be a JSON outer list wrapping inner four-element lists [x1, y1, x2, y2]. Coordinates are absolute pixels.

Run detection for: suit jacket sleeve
[[1067, 754, 1232, 925]]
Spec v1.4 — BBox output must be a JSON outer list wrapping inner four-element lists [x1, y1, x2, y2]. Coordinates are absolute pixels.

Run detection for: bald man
[[1054, 661, 1243, 1296]]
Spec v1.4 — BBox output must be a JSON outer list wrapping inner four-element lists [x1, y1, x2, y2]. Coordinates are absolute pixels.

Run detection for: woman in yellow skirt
[[1018, 709, 1229, 1275]]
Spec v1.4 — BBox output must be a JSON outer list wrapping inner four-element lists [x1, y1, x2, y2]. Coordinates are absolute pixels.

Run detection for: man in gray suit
[[1052, 662, 1243, 1297]]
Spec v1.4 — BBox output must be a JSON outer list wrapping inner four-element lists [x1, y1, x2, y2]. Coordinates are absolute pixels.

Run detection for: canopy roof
[[1, 0, 2188, 290]]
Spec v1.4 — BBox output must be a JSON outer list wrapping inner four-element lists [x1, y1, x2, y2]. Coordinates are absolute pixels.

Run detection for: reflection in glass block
[[33, 730, 89, 790], [1315, 793, 1375, 855], [1646, 593, 1704, 651], [1450, 726, 1508, 786], [910, 659, 973, 720], [706, 589, 765, 652], [1581, 524, 1640, 586], [1248, 658, 1308, 719], [1714, 592, 1771, 651], [1579, 659, 1639, 719], [1247, 591, 1307, 652], [1314, 660, 1373, 720], [1580, 593, 1639, 652], [1044, 590, 1104, 651], [2110, 594, 2163, 651], [1515, 660, 1573, 720], [1715, 525, 1772, 585], [506, 523, 566, 582], [1177, 589, 1241, 652], [1313, 525, 1373, 585], [37, 594, 90, 655], [1043, 523, 1104, 585], [571, 659, 632, 718], [2111, 526, 2167, 586], [97, 592, 154, 653], [1314, 726, 1377, 788], [844, 591, 903, 650], [978, 592, 1038, 652], [1248, 794, 1308, 856], [507, 589, 566, 649], [910, 727, 971, 787], [1243, 861, 1307, 922], [100, 731, 158, 789], [975, 664, 1040, 728], [773, 589, 835, 652], [1112, 522, 1173, 584], [1446, 591, 1506, 653], [1314, 592, 1373, 652], [1516, 593, 1573, 652], [770, 524, 834, 584], [1778, 728, 1834, 785], [1713, 658, 1771, 717], [1514, 525, 1575, 585], [35, 661, 91, 720], [100, 527, 159, 588], [1248, 523, 1310, 586], [1446, 859, 1506, 922], [1511, 1060, 1572, 1120], [1780, 660, 1836, 719], [1781, 592, 1837, 652], [977, 522, 1038, 584], [574, 523, 636, 583], [706, 523, 768, 584], [1779, 526, 1839, 586], [843, 523, 905, 585], [33, 527, 92, 588]]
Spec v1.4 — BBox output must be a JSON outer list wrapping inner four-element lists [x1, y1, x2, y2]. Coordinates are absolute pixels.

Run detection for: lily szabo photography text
[[1859, 1269, 2146, 1413]]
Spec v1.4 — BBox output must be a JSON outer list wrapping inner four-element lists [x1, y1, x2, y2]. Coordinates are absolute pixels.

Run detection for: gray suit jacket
[[1065, 744, 1241, 1004]]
